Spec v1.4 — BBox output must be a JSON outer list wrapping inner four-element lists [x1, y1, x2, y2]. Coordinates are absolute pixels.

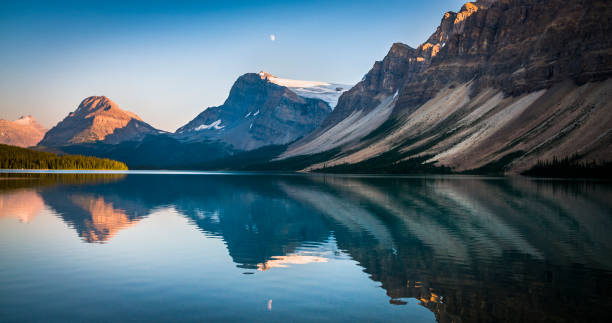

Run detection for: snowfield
[[260, 71, 352, 109]]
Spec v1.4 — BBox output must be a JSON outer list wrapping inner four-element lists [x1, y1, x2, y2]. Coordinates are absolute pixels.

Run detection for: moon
[[270, 34, 276, 41]]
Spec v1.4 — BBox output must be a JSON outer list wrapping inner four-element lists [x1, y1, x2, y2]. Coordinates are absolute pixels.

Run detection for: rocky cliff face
[[39, 96, 160, 147], [320, 43, 419, 130], [397, 0, 612, 109], [177, 72, 332, 151], [304, 1, 488, 136], [281, 0, 612, 174], [0, 116, 47, 148], [280, 42, 423, 158]]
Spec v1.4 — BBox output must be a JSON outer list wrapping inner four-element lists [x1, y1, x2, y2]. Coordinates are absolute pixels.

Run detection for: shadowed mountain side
[[176, 73, 331, 151], [58, 134, 232, 169]]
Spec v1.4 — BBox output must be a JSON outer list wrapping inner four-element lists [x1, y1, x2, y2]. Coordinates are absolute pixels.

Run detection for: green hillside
[[0, 144, 128, 170]]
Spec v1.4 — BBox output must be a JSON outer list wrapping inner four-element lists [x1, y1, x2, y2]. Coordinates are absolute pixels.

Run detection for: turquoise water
[[1, 172, 611, 322]]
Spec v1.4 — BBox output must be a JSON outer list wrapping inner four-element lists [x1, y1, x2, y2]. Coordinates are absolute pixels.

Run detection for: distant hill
[[0, 116, 47, 147], [0, 144, 127, 170]]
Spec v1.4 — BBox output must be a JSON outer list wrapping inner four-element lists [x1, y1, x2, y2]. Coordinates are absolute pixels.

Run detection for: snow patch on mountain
[[195, 120, 224, 131], [259, 71, 352, 109]]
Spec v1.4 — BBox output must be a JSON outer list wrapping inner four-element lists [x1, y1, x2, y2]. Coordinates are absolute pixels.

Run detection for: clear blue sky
[[0, 0, 467, 131]]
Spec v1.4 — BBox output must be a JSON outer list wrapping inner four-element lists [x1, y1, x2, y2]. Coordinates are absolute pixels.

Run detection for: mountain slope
[[176, 72, 332, 151], [280, 42, 417, 158], [39, 96, 160, 147], [0, 116, 47, 147], [279, 0, 612, 174]]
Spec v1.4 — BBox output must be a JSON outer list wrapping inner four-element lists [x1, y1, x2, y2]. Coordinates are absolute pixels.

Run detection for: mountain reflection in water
[[0, 172, 611, 323]]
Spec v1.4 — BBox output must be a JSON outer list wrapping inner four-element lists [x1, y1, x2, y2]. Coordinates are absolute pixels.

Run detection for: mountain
[[176, 72, 334, 151], [278, 0, 612, 174], [29, 0, 611, 173], [39, 96, 160, 147], [0, 116, 47, 147]]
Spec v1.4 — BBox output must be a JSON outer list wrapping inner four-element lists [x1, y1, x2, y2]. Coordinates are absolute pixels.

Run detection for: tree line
[[0, 144, 128, 170], [523, 156, 612, 179]]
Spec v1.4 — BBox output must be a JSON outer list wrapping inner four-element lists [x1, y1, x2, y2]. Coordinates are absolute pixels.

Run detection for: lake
[[1, 171, 611, 322]]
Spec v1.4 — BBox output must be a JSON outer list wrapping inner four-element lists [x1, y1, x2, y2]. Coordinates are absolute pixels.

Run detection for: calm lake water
[[1, 171, 611, 322]]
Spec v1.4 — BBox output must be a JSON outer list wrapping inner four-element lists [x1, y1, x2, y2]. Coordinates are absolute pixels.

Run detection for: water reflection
[[0, 173, 611, 322], [0, 189, 45, 223]]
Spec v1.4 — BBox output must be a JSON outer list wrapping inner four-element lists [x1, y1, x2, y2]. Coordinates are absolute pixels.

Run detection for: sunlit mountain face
[[0, 116, 47, 147], [0, 173, 611, 322]]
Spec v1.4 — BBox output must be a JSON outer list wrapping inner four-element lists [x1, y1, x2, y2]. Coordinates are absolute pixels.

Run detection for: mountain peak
[[40, 95, 156, 146], [176, 72, 335, 150], [454, 2, 480, 24], [70, 95, 143, 121], [258, 71, 276, 80], [85, 95, 111, 102], [13, 115, 35, 125], [75, 95, 116, 112], [81, 95, 113, 106], [390, 42, 412, 52], [234, 71, 350, 109]]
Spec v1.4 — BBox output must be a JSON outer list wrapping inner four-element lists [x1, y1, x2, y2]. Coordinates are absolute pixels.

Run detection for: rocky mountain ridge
[[280, 0, 612, 174]]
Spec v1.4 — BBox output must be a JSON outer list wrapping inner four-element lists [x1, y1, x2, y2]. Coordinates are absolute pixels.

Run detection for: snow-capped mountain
[[259, 71, 351, 109], [176, 72, 332, 151], [0, 115, 47, 147]]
